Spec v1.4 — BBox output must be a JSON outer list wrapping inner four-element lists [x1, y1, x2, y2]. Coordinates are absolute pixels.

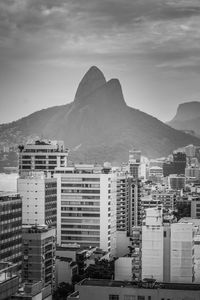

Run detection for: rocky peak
[[173, 101, 200, 122], [73, 67, 126, 109], [104, 78, 126, 107], [74, 66, 106, 105]]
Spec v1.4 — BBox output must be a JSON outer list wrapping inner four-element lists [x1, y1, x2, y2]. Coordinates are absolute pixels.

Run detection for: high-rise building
[[17, 171, 57, 227], [128, 149, 141, 179], [184, 144, 196, 158], [163, 152, 187, 177], [163, 161, 175, 177], [116, 174, 141, 234], [116, 174, 129, 232], [142, 207, 195, 283], [173, 152, 187, 175], [148, 166, 163, 183], [18, 140, 68, 175], [168, 174, 186, 190], [152, 191, 177, 211], [185, 166, 200, 180], [130, 226, 142, 280], [22, 225, 56, 288], [0, 192, 22, 268], [142, 207, 170, 282], [191, 197, 200, 218], [171, 222, 194, 283], [54, 164, 117, 256]]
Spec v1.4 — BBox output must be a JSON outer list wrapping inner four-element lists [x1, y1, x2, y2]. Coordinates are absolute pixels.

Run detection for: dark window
[[124, 296, 136, 300], [109, 295, 119, 300]]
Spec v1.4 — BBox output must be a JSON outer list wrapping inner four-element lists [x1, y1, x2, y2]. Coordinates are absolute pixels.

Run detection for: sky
[[1, 0, 200, 124]]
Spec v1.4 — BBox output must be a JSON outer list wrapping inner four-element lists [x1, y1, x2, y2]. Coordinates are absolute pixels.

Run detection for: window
[[109, 296, 119, 300], [124, 296, 136, 300], [138, 297, 145, 300]]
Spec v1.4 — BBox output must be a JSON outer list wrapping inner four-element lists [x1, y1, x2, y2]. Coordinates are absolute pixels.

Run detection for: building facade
[[67, 279, 200, 300], [168, 175, 186, 190], [18, 140, 68, 175], [22, 225, 56, 288], [142, 207, 167, 281], [170, 223, 194, 283], [17, 171, 57, 227], [54, 165, 117, 256], [128, 149, 141, 180], [116, 174, 141, 234], [0, 193, 22, 268]]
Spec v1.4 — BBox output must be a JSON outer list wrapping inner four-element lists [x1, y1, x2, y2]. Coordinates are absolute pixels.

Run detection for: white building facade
[[142, 207, 165, 281], [54, 165, 117, 256], [170, 222, 194, 283], [18, 139, 68, 175], [142, 207, 195, 283], [17, 171, 57, 226]]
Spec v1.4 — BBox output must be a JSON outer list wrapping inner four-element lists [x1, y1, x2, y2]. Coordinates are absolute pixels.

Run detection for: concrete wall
[[115, 257, 133, 281]]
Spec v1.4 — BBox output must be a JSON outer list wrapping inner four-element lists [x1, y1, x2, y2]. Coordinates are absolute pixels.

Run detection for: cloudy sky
[[1, 0, 200, 123]]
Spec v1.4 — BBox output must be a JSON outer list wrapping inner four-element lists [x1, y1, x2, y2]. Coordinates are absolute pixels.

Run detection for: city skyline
[[1, 0, 200, 123]]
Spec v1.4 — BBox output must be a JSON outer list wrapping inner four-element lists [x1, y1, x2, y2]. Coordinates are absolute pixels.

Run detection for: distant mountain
[[1, 66, 200, 163], [168, 101, 200, 137]]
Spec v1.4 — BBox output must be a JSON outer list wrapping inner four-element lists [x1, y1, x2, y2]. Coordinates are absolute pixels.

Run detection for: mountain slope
[[168, 101, 200, 137], [1, 67, 200, 163]]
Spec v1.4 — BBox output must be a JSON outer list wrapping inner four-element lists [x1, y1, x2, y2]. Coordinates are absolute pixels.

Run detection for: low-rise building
[[67, 279, 200, 300]]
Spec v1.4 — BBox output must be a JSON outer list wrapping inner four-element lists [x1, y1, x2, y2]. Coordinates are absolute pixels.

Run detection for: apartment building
[[0, 192, 22, 268], [54, 164, 117, 256], [17, 171, 57, 227], [18, 140, 68, 175], [142, 207, 195, 283], [22, 225, 56, 288], [116, 174, 141, 234]]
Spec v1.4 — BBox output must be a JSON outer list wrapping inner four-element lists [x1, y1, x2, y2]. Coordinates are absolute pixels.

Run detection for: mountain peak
[[105, 78, 126, 107], [171, 101, 200, 122], [74, 66, 106, 104]]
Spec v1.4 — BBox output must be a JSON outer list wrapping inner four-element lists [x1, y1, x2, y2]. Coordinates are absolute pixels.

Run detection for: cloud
[[0, 0, 200, 73]]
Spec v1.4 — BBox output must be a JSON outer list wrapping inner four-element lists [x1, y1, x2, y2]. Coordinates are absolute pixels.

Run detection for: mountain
[[168, 101, 200, 137], [1, 66, 200, 163]]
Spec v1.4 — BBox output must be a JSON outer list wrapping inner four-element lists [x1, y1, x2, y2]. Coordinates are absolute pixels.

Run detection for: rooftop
[[0, 262, 18, 283], [78, 279, 200, 291], [22, 224, 55, 234], [18, 139, 68, 153], [0, 192, 21, 202]]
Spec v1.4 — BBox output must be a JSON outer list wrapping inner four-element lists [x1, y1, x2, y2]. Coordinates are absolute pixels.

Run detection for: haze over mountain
[[1, 67, 200, 163], [168, 102, 200, 137]]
